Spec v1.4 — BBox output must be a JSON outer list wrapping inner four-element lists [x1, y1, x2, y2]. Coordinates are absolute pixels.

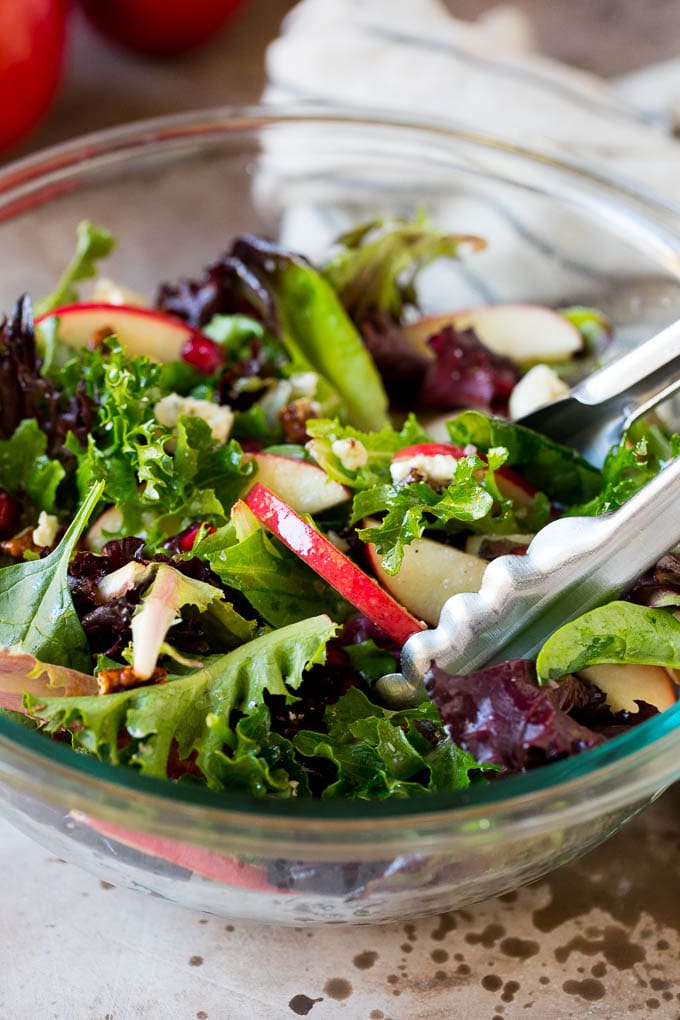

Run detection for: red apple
[[243, 453, 350, 516], [36, 303, 207, 364], [403, 304, 582, 364], [244, 484, 425, 645], [0, 2, 67, 152], [78, 0, 246, 58], [365, 526, 487, 626], [578, 664, 677, 715]]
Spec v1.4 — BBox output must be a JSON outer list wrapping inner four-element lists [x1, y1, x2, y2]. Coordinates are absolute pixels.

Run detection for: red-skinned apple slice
[[365, 525, 487, 625], [403, 304, 582, 364], [71, 813, 281, 891], [243, 453, 350, 515], [391, 441, 538, 506], [35, 302, 206, 363], [393, 443, 467, 461], [244, 484, 424, 644], [577, 663, 677, 715], [494, 465, 537, 507]]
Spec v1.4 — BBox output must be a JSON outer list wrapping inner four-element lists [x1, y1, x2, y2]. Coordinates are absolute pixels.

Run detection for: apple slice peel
[[244, 484, 425, 645], [35, 302, 208, 364], [402, 304, 582, 364]]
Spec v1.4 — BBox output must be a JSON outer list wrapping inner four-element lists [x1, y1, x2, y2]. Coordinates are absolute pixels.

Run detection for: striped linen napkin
[[264, 0, 680, 201]]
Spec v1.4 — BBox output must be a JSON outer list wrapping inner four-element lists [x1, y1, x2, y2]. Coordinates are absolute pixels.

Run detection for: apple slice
[[72, 813, 281, 891], [244, 484, 424, 644], [243, 453, 350, 515], [392, 441, 538, 507], [365, 526, 487, 626], [393, 443, 467, 461], [578, 664, 677, 715], [403, 304, 582, 365], [85, 504, 124, 552], [35, 302, 206, 363], [231, 499, 261, 541], [495, 466, 537, 507]]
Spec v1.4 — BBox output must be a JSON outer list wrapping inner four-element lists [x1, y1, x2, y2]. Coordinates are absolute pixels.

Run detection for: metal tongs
[[378, 316, 680, 707]]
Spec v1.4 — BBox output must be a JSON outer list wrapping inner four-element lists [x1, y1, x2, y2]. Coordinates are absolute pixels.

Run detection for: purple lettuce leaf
[[418, 325, 519, 416], [68, 538, 235, 661], [425, 659, 605, 773], [360, 313, 429, 407], [0, 295, 93, 458], [155, 240, 278, 329], [627, 552, 680, 608]]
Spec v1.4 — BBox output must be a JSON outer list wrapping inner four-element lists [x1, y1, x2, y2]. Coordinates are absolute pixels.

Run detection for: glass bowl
[[1, 107, 679, 925]]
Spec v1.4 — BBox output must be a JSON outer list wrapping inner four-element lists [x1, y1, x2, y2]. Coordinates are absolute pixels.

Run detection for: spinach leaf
[[446, 410, 601, 504], [0, 481, 104, 670], [536, 601, 680, 681], [206, 528, 352, 627]]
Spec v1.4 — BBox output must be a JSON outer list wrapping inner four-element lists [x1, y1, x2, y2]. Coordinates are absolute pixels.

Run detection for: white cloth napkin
[[264, 0, 680, 203]]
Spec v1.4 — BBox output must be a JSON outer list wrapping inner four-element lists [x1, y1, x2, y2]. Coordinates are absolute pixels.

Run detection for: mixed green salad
[[0, 215, 678, 801]]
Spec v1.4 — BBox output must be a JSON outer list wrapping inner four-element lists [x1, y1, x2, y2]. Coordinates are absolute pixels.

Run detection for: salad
[[0, 214, 678, 801]]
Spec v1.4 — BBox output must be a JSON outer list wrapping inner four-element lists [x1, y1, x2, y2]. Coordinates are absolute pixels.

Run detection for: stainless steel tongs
[[378, 316, 680, 707]]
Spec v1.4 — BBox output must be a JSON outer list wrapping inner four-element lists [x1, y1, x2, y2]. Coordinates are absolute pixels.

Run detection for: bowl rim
[[0, 103, 679, 833]]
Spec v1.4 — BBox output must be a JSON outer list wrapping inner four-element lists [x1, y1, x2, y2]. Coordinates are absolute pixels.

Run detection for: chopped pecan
[[0, 526, 41, 559], [279, 397, 319, 444], [88, 326, 116, 351], [97, 664, 167, 696]]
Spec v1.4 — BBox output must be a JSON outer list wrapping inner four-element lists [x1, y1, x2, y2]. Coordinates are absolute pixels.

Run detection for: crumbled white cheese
[[509, 364, 570, 420], [32, 512, 58, 548], [91, 277, 146, 307], [154, 393, 234, 444], [289, 372, 318, 398], [332, 437, 368, 471], [258, 380, 293, 426], [390, 453, 459, 488]]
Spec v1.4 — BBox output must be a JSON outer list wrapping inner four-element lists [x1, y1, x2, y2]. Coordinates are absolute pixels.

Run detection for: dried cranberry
[[178, 522, 216, 552], [180, 334, 223, 375], [0, 488, 17, 536]]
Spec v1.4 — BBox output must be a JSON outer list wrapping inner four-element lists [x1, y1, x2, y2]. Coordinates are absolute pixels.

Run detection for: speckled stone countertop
[[1, 5, 679, 1018], [1, 785, 679, 1019]]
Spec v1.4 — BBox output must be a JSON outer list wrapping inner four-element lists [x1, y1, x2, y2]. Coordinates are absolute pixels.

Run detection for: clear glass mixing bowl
[[0, 108, 679, 925]]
